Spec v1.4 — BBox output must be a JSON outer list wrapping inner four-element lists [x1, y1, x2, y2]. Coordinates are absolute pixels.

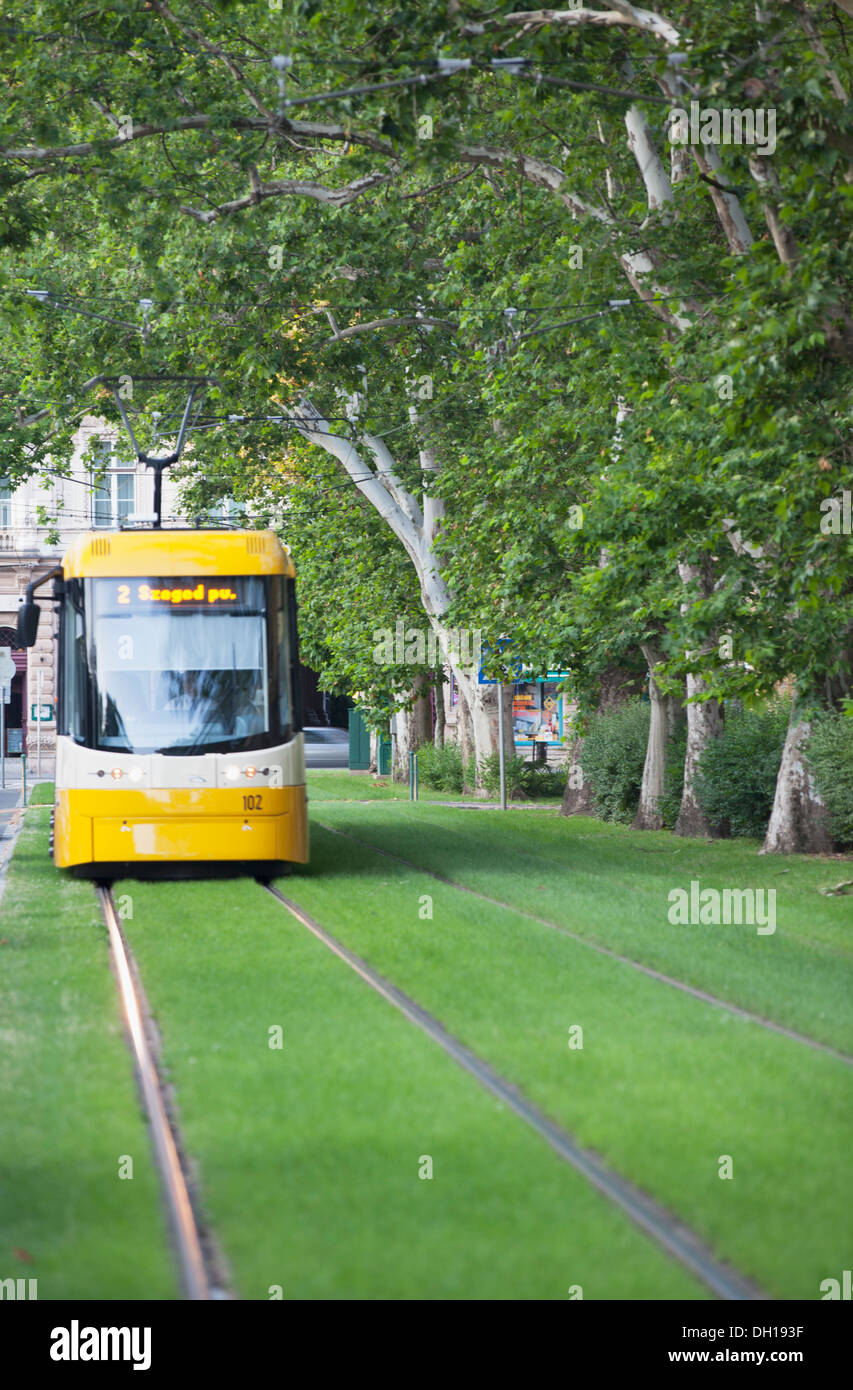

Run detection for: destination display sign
[[95, 578, 254, 613]]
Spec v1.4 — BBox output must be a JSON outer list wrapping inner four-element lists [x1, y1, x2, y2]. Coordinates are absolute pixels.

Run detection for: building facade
[[0, 419, 185, 773]]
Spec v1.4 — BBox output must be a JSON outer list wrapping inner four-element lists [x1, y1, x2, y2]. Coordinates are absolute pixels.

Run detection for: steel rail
[[262, 882, 766, 1302], [316, 819, 853, 1070], [97, 886, 211, 1300]]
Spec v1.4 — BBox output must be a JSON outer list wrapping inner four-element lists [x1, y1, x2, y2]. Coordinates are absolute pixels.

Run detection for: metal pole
[[153, 464, 163, 528], [409, 751, 419, 801], [37, 667, 42, 778], [498, 682, 507, 811], [1, 695, 4, 790], [22, 753, 27, 805]]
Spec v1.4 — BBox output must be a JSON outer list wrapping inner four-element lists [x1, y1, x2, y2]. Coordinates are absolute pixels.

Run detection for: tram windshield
[[83, 576, 290, 754]]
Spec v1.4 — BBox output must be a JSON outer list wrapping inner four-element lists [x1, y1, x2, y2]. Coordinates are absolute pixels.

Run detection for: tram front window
[[90, 577, 276, 754]]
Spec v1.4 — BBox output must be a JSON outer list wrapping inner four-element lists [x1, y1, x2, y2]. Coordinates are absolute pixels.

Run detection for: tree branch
[[460, 144, 696, 328], [180, 170, 393, 222], [293, 403, 423, 567], [1, 115, 395, 163], [328, 314, 458, 342], [363, 433, 425, 532], [461, 5, 680, 45]]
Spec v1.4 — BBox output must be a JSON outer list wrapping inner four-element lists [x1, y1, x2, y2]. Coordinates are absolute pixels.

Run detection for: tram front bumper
[[54, 787, 309, 867]]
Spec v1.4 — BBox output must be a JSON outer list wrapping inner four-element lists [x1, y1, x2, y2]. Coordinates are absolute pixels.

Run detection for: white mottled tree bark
[[761, 710, 833, 854], [391, 676, 432, 780], [632, 645, 667, 830], [674, 560, 724, 838], [294, 404, 502, 780]]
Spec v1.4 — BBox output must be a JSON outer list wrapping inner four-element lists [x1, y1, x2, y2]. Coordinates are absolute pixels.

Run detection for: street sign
[[477, 639, 525, 685], [0, 646, 14, 685], [31, 703, 54, 722]]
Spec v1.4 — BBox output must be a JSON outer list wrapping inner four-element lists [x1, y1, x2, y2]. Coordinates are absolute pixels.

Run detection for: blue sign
[[478, 640, 569, 686], [477, 639, 525, 685]]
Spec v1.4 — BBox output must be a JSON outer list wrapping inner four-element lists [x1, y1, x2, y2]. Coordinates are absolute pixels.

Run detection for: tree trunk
[[391, 678, 432, 780], [674, 559, 724, 837], [560, 734, 595, 815], [440, 652, 502, 789], [675, 680, 724, 837], [413, 679, 432, 747], [632, 647, 667, 830], [434, 671, 445, 748], [761, 710, 833, 854], [463, 679, 501, 788], [456, 681, 476, 789], [500, 682, 516, 771]]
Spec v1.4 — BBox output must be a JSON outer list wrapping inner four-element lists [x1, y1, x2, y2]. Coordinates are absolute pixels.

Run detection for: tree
[[1, 0, 851, 838]]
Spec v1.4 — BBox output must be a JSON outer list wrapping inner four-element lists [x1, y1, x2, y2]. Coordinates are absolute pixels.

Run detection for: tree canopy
[[1, 0, 851, 841]]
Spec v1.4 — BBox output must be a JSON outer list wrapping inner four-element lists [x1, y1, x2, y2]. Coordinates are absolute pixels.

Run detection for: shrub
[[479, 752, 526, 798], [807, 711, 853, 846], [464, 754, 478, 794], [659, 726, 688, 830], [478, 753, 566, 799], [695, 701, 789, 838], [416, 742, 464, 793], [518, 759, 567, 798], [581, 699, 650, 823]]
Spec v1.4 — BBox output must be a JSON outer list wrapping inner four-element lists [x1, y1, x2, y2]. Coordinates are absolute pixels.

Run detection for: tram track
[[314, 818, 853, 1069], [96, 885, 227, 1301], [261, 880, 766, 1302]]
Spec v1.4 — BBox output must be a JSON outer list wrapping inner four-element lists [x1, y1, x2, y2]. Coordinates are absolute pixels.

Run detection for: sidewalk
[[0, 788, 24, 903]]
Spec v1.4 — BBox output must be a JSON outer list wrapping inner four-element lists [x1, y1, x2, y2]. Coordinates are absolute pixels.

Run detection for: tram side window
[[62, 599, 87, 741]]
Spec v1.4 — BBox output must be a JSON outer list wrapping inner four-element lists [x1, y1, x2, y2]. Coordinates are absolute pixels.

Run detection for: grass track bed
[[311, 801, 853, 1054], [117, 877, 704, 1300], [276, 810, 853, 1299], [0, 810, 177, 1298]]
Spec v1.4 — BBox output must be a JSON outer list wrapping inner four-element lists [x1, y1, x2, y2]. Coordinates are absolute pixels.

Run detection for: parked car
[[303, 726, 349, 769]]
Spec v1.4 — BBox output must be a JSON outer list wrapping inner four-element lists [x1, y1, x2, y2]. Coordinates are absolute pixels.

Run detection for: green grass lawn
[[0, 809, 177, 1298], [308, 799, 853, 1055], [276, 797, 853, 1300], [117, 876, 703, 1300], [309, 768, 562, 806], [5, 778, 849, 1301], [28, 781, 55, 806]]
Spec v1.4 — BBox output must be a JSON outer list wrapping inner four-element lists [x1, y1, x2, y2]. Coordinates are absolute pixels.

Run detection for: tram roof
[[62, 529, 295, 578]]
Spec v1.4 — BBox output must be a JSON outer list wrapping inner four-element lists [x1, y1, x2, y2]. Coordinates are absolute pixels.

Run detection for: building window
[[91, 443, 135, 528], [0, 478, 11, 528]]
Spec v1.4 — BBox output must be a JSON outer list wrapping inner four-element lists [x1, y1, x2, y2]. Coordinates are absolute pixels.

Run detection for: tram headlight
[[225, 765, 239, 781], [111, 768, 123, 780], [244, 765, 257, 778], [129, 767, 143, 783]]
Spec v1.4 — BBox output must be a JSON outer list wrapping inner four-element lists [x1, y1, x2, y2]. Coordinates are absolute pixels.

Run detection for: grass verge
[[28, 782, 55, 806], [308, 769, 561, 806], [0, 810, 177, 1298]]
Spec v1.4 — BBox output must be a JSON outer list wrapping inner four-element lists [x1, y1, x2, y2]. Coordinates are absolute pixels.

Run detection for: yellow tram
[[17, 529, 308, 876]]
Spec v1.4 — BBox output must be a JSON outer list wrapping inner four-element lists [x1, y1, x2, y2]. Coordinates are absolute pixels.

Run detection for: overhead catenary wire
[[7, 275, 714, 508], [9, 285, 715, 363]]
